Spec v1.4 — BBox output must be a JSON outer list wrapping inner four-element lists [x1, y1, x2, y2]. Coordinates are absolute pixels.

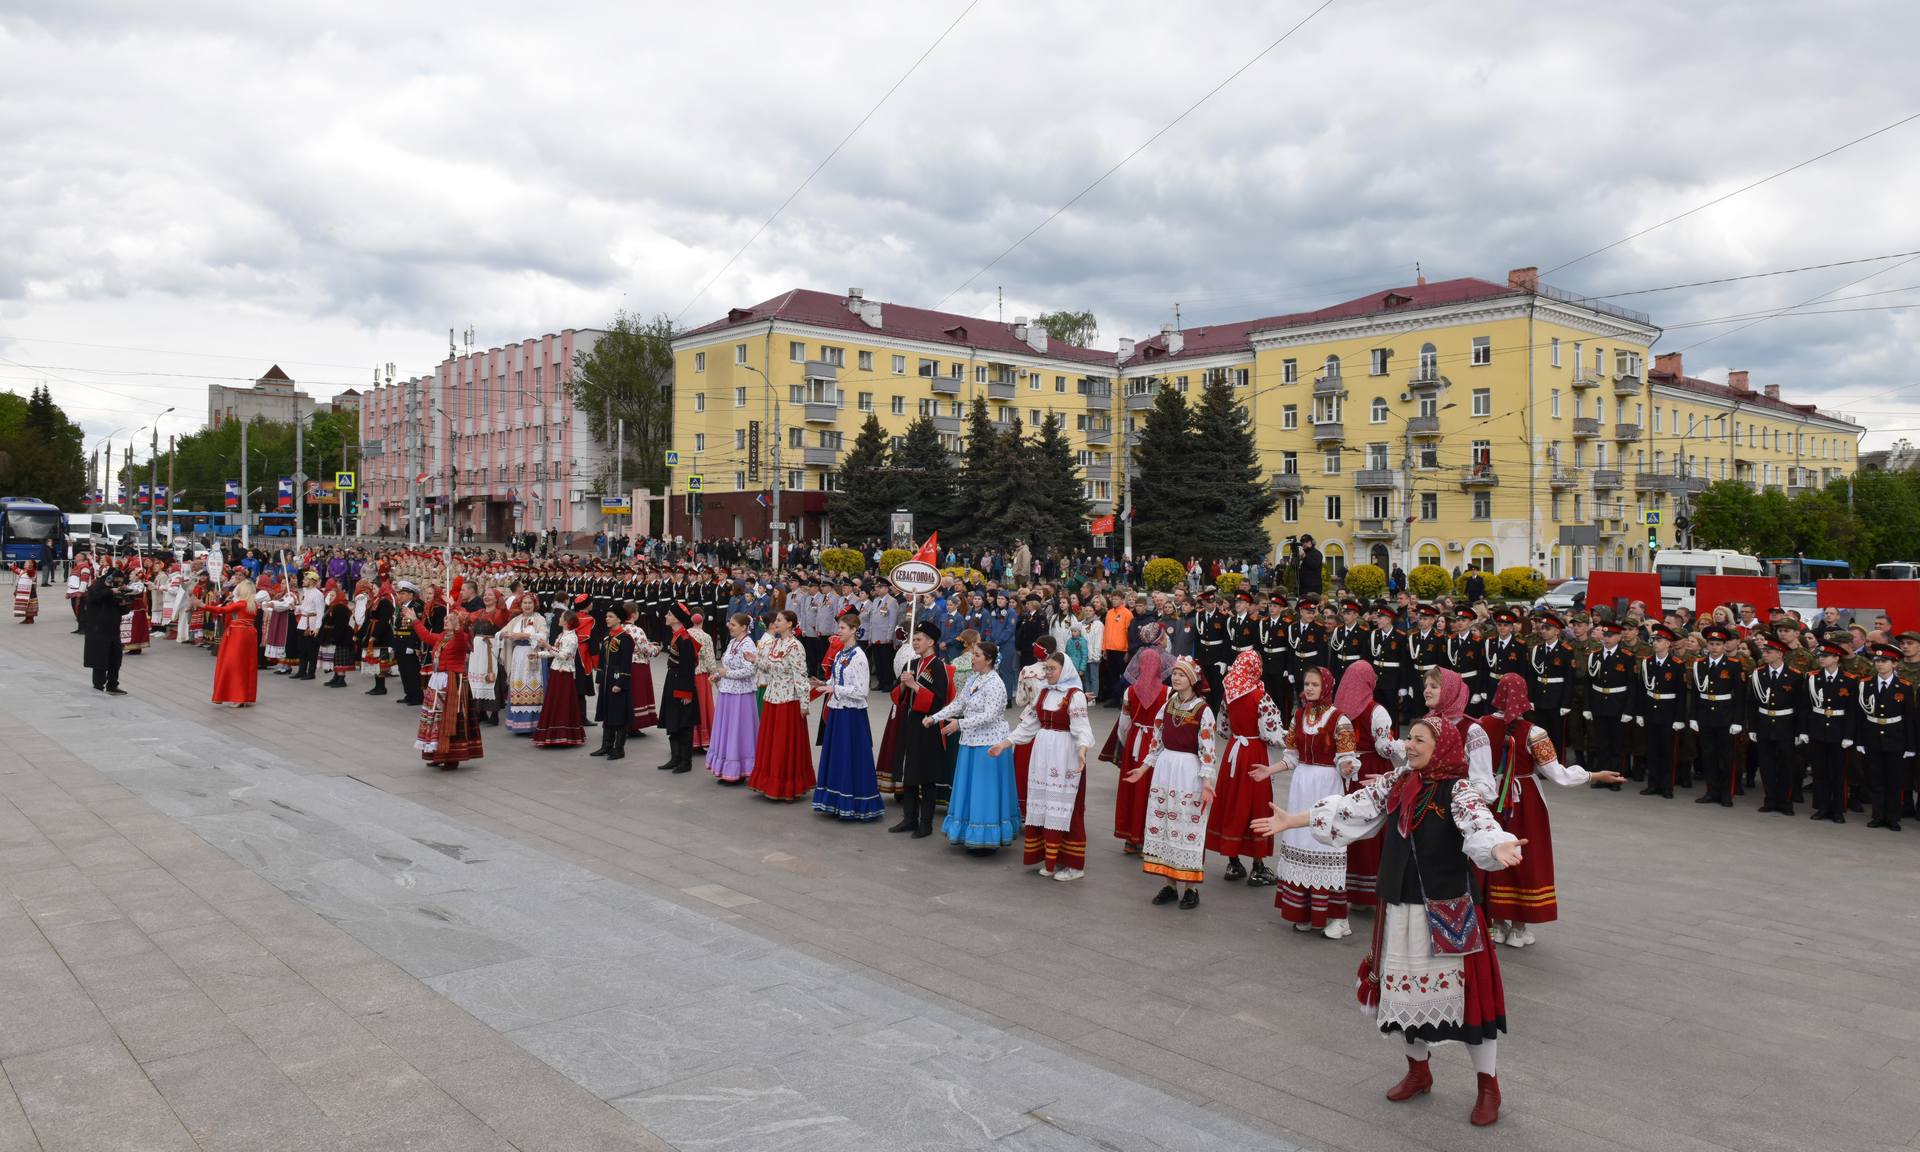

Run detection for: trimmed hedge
[[1494, 567, 1546, 601], [878, 548, 912, 574], [1343, 563, 1387, 601], [1408, 564, 1453, 600], [820, 547, 866, 577], [1143, 557, 1187, 592], [1215, 572, 1245, 600]]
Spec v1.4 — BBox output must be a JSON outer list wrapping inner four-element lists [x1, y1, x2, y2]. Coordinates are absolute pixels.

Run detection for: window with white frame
[[789, 341, 806, 363], [787, 470, 802, 490], [1282, 358, 1299, 384], [1471, 336, 1491, 366], [1323, 447, 1342, 474], [892, 355, 906, 374], [1232, 368, 1249, 388], [891, 395, 905, 415], [1551, 389, 1561, 417], [734, 472, 745, 490], [1471, 388, 1490, 417], [693, 393, 705, 413], [1055, 375, 1067, 392], [1282, 404, 1298, 430], [858, 351, 872, 371], [1370, 348, 1390, 376], [694, 433, 705, 452], [820, 346, 844, 366], [1421, 492, 1438, 519], [734, 429, 746, 450], [1325, 494, 1343, 521], [1550, 337, 1561, 367], [1472, 490, 1491, 519], [788, 427, 803, 448], [694, 352, 706, 373], [858, 392, 873, 412], [1281, 450, 1298, 474], [735, 343, 748, 364], [1369, 494, 1390, 518], [1367, 442, 1389, 469], [1371, 397, 1388, 423], [733, 386, 746, 407], [1282, 495, 1300, 522]]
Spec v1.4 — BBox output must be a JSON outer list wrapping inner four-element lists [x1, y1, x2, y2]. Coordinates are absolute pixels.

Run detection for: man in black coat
[[591, 609, 634, 762], [81, 569, 131, 694], [656, 602, 699, 773], [1294, 536, 1323, 598]]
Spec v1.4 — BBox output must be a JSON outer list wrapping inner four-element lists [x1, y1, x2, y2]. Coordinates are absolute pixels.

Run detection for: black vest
[[1376, 778, 1474, 908]]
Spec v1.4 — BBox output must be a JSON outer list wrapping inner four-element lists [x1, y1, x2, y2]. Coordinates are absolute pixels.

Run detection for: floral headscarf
[[1333, 660, 1377, 721], [1126, 646, 1168, 714], [1491, 672, 1530, 721], [1221, 648, 1265, 704], [1294, 665, 1336, 714], [1387, 716, 1469, 838], [1426, 668, 1468, 723]]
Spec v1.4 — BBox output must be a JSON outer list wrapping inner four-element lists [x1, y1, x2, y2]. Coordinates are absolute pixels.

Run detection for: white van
[[63, 512, 97, 550], [95, 513, 139, 547], [1654, 548, 1763, 611], [1873, 562, 1920, 581]]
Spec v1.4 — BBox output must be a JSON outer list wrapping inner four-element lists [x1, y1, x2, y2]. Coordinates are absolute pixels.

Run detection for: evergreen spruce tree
[[890, 415, 958, 536], [1188, 376, 1278, 563], [1128, 384, 1196, 560], [956, 397, 1010, 547], [828, 413, 897, 543], [1026, 413, 1090, 555]]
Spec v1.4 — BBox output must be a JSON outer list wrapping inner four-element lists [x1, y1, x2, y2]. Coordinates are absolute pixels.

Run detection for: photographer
[[81, 568, 134, 695]]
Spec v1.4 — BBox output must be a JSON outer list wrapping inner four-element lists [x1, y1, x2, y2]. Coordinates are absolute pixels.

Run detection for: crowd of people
[[20, 532, 1920, 1130]]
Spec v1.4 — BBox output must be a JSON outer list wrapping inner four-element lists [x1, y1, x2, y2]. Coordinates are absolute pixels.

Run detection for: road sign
[[889, 559, 940, 595], [362, 439, 384, 456], [664, 450, 680, 468], [1642, 510, 1661, 526], [599, 497, 631, 514], [747, 422, 760, 484], [335, 471, 356, 491], [686, 474, 704, 493]]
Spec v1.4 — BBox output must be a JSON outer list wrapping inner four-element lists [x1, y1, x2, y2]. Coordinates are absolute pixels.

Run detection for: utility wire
[[934, 0, 1341, 309], [673, 1, 979, 324], [1587, 249, 1920, 299], [1675, 251, 1920, 355]]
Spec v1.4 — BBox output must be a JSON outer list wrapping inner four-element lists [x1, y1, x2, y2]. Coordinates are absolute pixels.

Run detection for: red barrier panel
[[1586, 571, 1661, 616], [1816, 579, 1920, 635], [1694, 575, 1782, 623]]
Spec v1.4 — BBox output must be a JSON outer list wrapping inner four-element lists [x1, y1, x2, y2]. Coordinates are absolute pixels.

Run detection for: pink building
[[359, 329, 613, 542]]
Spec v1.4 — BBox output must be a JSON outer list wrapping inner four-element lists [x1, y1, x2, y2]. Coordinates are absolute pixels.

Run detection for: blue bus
[[256, 512, 295, 537], [143, 510, 298, 540], [1761, 556, 1851, 588], [0, 497, 65, 564]]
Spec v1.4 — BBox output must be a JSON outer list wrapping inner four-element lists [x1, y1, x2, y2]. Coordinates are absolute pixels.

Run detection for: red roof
[[1648, 368, 1850, 427], [680, 289, 1117, 367], [258, 364, 294, 382], [1126, 277, 1521, 366]]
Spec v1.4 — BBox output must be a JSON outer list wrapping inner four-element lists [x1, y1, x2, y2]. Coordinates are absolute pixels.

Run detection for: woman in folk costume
[[467, 620, 501, 725], [1267, 664, 1361, 937], [706, 613, 760, 783], [1423, 668, 1474, 742], [810, 628, 846, 748], [889, 620, 954, 837], [812, 611, 883, 821], [1334, 661, 1404, 912], [1008, 635, 1059, 813], [8, 562, 37, 623], [1208, 648, 1285, 888], [204, 578, 260, 707], [1255, 717, 1525, 1128], [1475, 672, 1622, 948], [410, 588, 485, 769], [992, 649, 1095, 881], [591, 607, 636, 761], [1126, 655, 1217, 909], [747, 609, 814, 801], [360, 579, 396, 694], [621, 602, 659, 737], [499, 596, 549, 735], [930, 639, 1019, 851], [1100, 624, 1167, 854], [318, 583, 355, 686], [688, 614, 719, 752], [121, 560, 152, 654], [530, 609, 586, 748]]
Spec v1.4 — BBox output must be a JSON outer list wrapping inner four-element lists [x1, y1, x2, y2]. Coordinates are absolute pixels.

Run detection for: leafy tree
[[122, 409, 360, 532], [889, 415, 957, 535], [1186, 376, 1277, 563], [953, 397, 1009, 546], [0, 386, 86, 508], [828, 414, 898, 542], [1033, 310, 1099, 348], [570, 311, 674, 493], [1128, 384, 1195, 560]]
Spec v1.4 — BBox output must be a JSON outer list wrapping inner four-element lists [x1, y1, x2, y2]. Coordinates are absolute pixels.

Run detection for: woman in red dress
[[1101, 630, 1167, 853], [205, 579, 260, 707], [1334, 661, 1400, 908], [531, 609, 586, 748], [747, 609, 815, 801], [412, 599, 484, 769]]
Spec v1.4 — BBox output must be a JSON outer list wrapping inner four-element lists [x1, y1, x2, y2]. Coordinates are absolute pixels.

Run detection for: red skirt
[[1204, 740, 1274, 858], [749, 699, 815, 801], [211, 620, 258, 704], [1483, 776, 1558, 923], [874, 698, 904, 795], [533, 669, 585, 747], [416, 673, 484, 766], [1103, 720, 1151, 844], [629, 662, 658, 731], [693, 671, 714, 749], [1343, 774, 1390, 908]]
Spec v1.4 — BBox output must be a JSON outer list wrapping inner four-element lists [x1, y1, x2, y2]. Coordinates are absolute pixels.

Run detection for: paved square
[[0, 609, 1917, 1151]]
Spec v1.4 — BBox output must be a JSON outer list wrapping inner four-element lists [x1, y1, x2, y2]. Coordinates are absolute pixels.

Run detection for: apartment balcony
[[1407, 415, 1442, 437], [1570, 374, 1599, 391], [1313, 375, 1347, 397], [1083, 425, 1112, 447], [1124, 387, 1159, 412], [1080, 379, 1112, 401], [1407, 370, 1444, 394], [1311, 420, 1344, 444], [802, 446, 839, 467], [1598, 518, 1627, 538], [1787, 483, 1812, 497], [1353, 468, 1396, 490], [1547, 469, 1576, 491], [1571, 417, 1600, 439], [931, 414, 961, 434], [1353, 518, 1396, 540], [802, 396, 841, 423], [1087, 499, 1114, 516], [987, 379, 1017, 400], [1612, 373, 1642, 396], [1613, 423, 1643, 443], [1591, 469, 1623, 491], [803, 360, 839, 383], [1269, 472, 1304, 494], [1667, 474, 1708, 494], [1459, 464, 1498, 488], [926, 373, 960, 396]]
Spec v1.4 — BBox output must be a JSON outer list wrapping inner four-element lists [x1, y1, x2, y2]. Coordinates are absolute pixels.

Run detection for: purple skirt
[[707, 690, 760, 781]]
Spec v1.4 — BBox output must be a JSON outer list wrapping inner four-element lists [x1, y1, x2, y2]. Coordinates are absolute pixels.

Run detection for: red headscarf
[[1294, 665, 1336, 717], [1491, 671, 1530, 721], [1221, 648, 1264, 704], [1127, 647, 1167, 715], [1426, 668, 1468, 724], [1333, 661, 1376, 722], [1387, 716, 1469, 837]]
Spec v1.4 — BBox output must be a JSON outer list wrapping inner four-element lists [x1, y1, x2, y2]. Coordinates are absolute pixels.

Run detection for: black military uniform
[[1329, 600, 1368, 675], [1583, 622, 1639, 789], [1443, 611, 1488, 715], [657, 604, 700, 774], [392, 590, 425, 705], [1525, 614, 1576, 760], [1804, 642, 1858, 822], [591, 626, 635, 761], [1228, 590, 1260, 669], [1483, 613, 1529, 685], [1636, 625, 1688, 797], [1691, 626, 1748, 807], [1195, 594, 1232, 708], [1857, 644, 1915, 831], [1368, 605, 1413, 722], [1407, 607, 1445, 694], [1289, 600, 1328, 679], [1257, 606, 1294, 723], [1747, 642, 1806, 815]]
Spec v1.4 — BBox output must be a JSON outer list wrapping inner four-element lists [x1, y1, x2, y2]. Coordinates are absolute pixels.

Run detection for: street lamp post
[[141, 407, 175, 551], [737, 363, 783, 570]]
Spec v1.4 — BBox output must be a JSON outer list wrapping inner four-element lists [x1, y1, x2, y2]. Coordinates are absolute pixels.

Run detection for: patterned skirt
[[1375, 902, 1506, 1045], [1483, 776, 1558, 924], [415, 672, 484, 765], [532, 669, 585, 748], [1276, 760, 1349, 925], [264, 610, 292, 662], [1142, 749, 1209, 886]]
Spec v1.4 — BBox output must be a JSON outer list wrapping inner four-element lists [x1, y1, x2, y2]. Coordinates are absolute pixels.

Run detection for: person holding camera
[[81, 568, 133, 695]]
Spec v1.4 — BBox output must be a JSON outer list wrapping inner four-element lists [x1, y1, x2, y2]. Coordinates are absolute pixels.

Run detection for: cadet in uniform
[[1691, 625, 1748, 808], [1637, 623, 1688, 798], [1443, 608, 1488, 716], [1526, 612, 1576, 760], [1367, 602, 1412, 723], [1747, 637, 1806, 816], [1804, 639, 1858, 823], [1859, 642, 1915, 831], [1583, 621, 1638, 790]]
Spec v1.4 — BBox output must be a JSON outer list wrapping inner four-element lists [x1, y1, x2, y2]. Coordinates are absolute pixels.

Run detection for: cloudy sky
[[3, 0, 1916, 460]]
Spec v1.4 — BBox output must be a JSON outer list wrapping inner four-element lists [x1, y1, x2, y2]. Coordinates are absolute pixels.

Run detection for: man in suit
[[1858, 642, 1915, 831]]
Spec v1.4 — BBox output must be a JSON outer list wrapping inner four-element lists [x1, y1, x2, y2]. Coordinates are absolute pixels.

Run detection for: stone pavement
[[3, 605, 1920, 1151]]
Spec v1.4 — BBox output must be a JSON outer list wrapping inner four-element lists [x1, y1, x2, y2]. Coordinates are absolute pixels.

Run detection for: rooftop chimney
[[1507, 266, 1540, 292], [1166, 328, 1184, 356], [1118, 337, 1136, 363], [1654, 352, 1683, 378], [848, 287, 863, 300], [1728, 370, 1750, 393], [858, 301, 882, 328], [1013, 316, 1029, 341], [1764, 384, 1780, 400]]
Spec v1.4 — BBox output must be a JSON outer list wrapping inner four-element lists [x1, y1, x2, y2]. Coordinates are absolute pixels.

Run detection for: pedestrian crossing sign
[[687, 474, 704, 493], [664, 450, 680, 467], [1642, 510, 1661, 525], [335, 471, 356, 491]]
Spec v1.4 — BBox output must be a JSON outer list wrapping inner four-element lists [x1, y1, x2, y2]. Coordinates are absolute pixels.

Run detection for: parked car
[[1534, 579, 1586, 613]]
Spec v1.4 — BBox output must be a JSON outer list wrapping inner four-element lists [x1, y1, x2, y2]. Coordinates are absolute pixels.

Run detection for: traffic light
[[1648, 529, 1659, 554]]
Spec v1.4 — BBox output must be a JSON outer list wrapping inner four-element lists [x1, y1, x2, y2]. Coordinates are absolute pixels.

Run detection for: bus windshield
[[1762, 557, 1850, 586], [5, 508, 62, 541]]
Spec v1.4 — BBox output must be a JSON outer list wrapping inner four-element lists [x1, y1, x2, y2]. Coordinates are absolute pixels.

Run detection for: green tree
[[0, 386, 87, 508], [828, 414, 898, 542], [1186, 376, 1277, 562], [1689, 480, 1762, 552], [954, 397, 1009, 546], [570, 311, 675, 494], [1844, 470, 1920, 572], [1033, 310, 1099, 348], [1128, 384, 1195, 560], [1023, 413, 1091, 554], [889, 415, 957, 536]]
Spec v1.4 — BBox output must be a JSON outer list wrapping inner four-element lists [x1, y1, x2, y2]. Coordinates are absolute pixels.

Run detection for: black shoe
[[1223, 857, 1247, 883], [1719, 799, 1733, 808], [1849, 802, 1866, 813], [1152, 885, 1178, 906], [105, 687, 127, 696], [1246, 862, 1277, 888], [1832, 814, 1846, 824], [910, 827, 932, 839], [1179, 889, 1200, 910], [1868, 819, 1888, 828], [1810, 810, 1826, 820], [1777, 807, 1794, 816], [589, 747, 607, 757], [1890, 823, 1903, 832], [366, 685, 387, 695], [656, 761, 676, 771], [1638, 787, 1661, 796], [1694, 795, 1718, 804], [1757, 803, 1775, 814], [888, 816, 916, 833], [670, 764, 690, 774], [606, 751, 624, 762], [1662, 791, 1674, 799]]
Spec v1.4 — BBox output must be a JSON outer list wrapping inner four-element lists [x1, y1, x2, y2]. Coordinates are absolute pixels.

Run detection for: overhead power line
[[673, 1, 979, 324], [1588, 249, 1920, 299], [1675, 251, 1920, 355], [933, 0, 1341, 309], [1546, 109, 1920, 275]]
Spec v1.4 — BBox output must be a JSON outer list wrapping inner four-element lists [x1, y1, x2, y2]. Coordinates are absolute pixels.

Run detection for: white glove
[[1688, 720, 1699, 731], [1621, 714, 1634, 725], [1559, 707, 1571, 716], [1795, 734, 1809, 746], [1635, 715, 1645, 727], [1729, 724, 1743, 736], [1672, 721, 1685, 731], [1841, 738, 1853, 749], [1906, 751, 1916, 760], [1582, 711, 1593, 721], [1398, 688, 1411, 699]]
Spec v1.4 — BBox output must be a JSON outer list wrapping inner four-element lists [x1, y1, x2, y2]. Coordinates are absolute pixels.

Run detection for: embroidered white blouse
[[1306, 766, 1517, 870], [1141, 697, 1222, 785], [1006, 684, 1094, 750], [1465, 720, 1589, 808], [755, 634, 810, 705], [718, 635, 758, 695], [929, 669, 1010, 747], [544, 630, 579, 674], [826, 646, 870, 710], [1276, 704, 1361, 775]]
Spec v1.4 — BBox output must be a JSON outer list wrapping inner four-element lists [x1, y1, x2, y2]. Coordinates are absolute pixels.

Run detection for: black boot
[[670, 731, 693, 773], [1246, 860, 1277, 887], [912, 795, 936, 838], [606, 728, 627, 761], [366, 679, 388, 696], [1223, 856, 1247, 883]]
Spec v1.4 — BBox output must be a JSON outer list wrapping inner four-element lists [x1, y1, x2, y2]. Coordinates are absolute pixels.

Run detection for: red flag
[[1089, 515, 1115, 537], [911, 532, 938, 565]]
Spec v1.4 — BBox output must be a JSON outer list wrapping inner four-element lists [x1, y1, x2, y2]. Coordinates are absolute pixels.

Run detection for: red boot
[[1385, 1056, 1432, 1102], [1470, 1072, 1501, 1126]]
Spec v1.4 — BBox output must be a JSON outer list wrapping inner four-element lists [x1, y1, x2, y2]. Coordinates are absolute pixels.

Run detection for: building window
[[1282, 358, 1299, 384], [789, 341, 806, 363], [1652, 407, 1662, 434], [1419, 443, 1438, 469], [734, 386, 746, 407], [1281, 450, 1298, 474], [1325, 494, 1343, 522], [975, 365, 988, 383], [819, 430, 842, 450], [1470, 439, 1491, 469], [1471, 388, 1490, 417], [694, 433, 706, 452], [858, 392, 873, 412], [892, 355, 906, 375], [819, 346, 844, 366], [1419, 543, 1442, 567], [918, 358, 938, 378], [735, 344, 748, 364], [1369, 494, 1390, 519], [734, 429, 746, 450], [1367, 443, 1389, 470], [1551, 389, 1561, 418], [1370, 397, 1388, 423], [857, 351, 872, 372], [1281, 404, 1298, 430], [1282, 495, 1300, 523], [1323, 354, 1342, 381], [1370, 348, 1391, 376], [1471, 337, 1491, 366], [1323, 448, 1341, 474], [1175, 375, 1189, 394], [892, 395, 905, 416], [1421, 492, 1438, 520], [693, 393, 705, 413], [1232, 368, 1249, 388], [694, 352, 706, 373], [734, 472, 745, 490], [1469, 543, 1495, 571], [1550, 337, 1561, 367], [1324, 542, 1346, 577], [787, 470, 802, 491], [788, 427, 803, 448], [1055, 375, 1068, 392]]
